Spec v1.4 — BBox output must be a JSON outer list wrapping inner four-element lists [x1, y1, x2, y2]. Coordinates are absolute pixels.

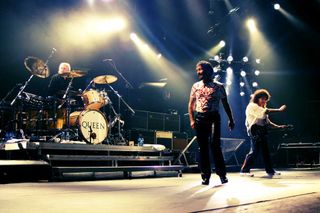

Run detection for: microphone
[[103, 58, 113, 62]]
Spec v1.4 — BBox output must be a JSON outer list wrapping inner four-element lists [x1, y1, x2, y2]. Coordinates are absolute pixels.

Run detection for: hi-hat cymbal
[[93, 75, 118, 84], [24, 56, 50, 78], [60, 70, 87, 78]]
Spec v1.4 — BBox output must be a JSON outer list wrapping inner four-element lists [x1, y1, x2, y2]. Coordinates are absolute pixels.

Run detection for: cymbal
[[57, 90, 81, 96], [60, 70, 87, 78], [93, 75, 117, 84], [24, 56, 50, 78]]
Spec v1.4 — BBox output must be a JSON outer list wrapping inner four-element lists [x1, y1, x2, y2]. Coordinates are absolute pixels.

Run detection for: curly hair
[[251, 89, 271, 104]]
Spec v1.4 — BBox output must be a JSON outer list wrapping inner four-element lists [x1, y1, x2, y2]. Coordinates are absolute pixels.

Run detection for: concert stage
[[0, 169, 319, 212]]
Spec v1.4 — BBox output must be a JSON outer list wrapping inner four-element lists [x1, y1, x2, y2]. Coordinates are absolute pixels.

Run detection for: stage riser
[[0, 141, 183, 181]]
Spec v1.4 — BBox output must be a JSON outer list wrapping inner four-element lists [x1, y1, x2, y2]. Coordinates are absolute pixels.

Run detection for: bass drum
[[70, 110, 108, 144]]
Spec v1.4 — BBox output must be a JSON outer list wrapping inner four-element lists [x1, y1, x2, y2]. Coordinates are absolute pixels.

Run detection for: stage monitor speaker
[[130, 110, 148, 130], [148, 112, 164, 131], [164, 114, 180, 132]]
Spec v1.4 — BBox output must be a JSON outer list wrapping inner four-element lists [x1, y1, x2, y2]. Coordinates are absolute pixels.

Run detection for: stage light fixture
[[130, 33, 138, 41], [214, 55, 220, 61], [242, 56, 249, 63], [227, 55, 233, 63], [240, 70, 246, 77], [274, 3, 280, 10], [219, 40, 226, 47], [240, 82, 245, 87], [226, 67, 233, 74], [240, 91, 245, 96], [254, 70, 260, 76], [255, 58, 261, 64], [226, 79, 232, 86], [246, 18, 257, 32], [252, 82, 258, 87]]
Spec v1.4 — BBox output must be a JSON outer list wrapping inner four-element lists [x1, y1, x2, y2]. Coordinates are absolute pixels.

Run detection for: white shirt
[[245, 102, 270, 136]]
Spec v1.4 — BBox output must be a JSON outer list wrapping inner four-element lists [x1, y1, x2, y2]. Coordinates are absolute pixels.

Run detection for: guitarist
[[240, 89, 287, 177]]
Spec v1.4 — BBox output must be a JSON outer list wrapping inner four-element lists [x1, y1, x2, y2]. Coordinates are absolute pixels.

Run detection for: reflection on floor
[[0, 168, 319, 213]]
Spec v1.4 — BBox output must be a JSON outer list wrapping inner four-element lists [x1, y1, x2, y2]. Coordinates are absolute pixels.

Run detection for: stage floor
[[0, 168, 319, 213]]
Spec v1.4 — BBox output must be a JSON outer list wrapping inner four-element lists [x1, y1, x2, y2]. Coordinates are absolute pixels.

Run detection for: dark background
[[0, 0, 319, 142]]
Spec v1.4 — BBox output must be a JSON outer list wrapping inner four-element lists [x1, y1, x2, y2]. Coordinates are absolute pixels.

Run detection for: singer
[[188, 60, 235, 185]]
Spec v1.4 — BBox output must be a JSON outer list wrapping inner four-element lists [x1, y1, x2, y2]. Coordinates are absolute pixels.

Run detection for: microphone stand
[[104, 59, 134, 89], [107, 84, 135, 144], [103, 59, 135, 144]]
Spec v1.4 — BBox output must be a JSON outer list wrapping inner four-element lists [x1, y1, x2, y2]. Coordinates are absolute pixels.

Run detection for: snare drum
[[82, 89, 105, 110], [69, 109, 108, 144]]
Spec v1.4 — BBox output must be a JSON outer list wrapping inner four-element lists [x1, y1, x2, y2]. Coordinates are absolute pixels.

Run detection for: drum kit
[[0, 52, 134, 145]]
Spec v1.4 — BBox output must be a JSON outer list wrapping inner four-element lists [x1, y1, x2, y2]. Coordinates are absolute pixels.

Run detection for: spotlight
[[214, 55, 220, 61], [254, 70, 260, 76], [255, 58, 261, 64], [246, 18, 256, 31], [252, 82, 258, 87], [219, 40, 226, 47], [226, 67, 233, 74], [242, 56, 249, 63], [157, 53, 162, 59], [274, 3, 280, 10], [240, 70, 246, 77], [130, 33, 138, 41], [240, 82, 245, 87], [240, 91, 245, 96], [227, 55, 233, 63]]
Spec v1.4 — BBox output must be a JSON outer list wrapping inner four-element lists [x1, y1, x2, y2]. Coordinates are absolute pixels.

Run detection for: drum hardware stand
[[88, 126, 97, 144], [0, 83, 23, 138], [83, 79, 94, 92], [10, 48, 56, 106], [49, 78, 78, 142], [0, 83, 22, 105]]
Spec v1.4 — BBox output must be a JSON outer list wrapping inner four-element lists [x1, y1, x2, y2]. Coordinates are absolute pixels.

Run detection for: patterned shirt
[[190, 80, 227, 113]]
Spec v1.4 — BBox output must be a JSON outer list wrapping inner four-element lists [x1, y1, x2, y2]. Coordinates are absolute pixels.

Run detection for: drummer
[[47, 62, 72, 97], [47, 62, 83, 129]]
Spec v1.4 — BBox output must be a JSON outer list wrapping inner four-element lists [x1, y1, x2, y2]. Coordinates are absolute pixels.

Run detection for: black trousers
[[241, 125, 275, 173], [195, 111, 226, 180]]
